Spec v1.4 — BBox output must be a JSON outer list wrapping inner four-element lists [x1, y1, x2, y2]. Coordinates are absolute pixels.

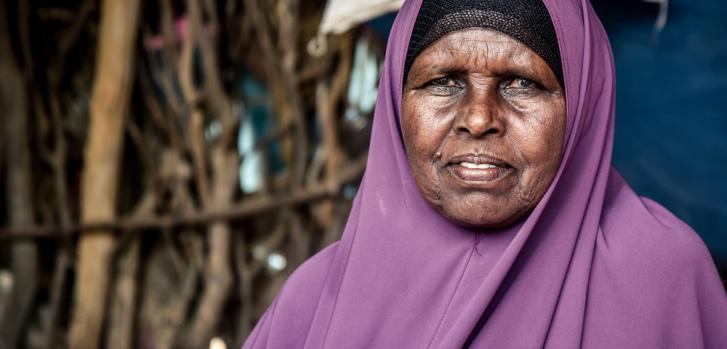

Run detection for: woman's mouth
[[460, 162, 498, 169], [446, 155, 514, 182]]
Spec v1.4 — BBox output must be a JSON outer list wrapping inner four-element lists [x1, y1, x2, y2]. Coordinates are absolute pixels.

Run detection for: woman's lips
[[445, 155, 514, 182], [449, 162, 512, 182]]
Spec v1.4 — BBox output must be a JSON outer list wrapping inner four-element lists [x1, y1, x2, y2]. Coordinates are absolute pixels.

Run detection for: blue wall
[[593, 0, 727, 261]]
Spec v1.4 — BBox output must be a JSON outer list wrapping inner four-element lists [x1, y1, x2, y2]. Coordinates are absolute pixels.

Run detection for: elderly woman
[[243, 0, 727, 347]]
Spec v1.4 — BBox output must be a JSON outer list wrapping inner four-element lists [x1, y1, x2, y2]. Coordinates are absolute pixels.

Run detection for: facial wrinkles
[[511, 107, 564, 206], [402, 28, 566, 228], [452, 33, 537, 71]]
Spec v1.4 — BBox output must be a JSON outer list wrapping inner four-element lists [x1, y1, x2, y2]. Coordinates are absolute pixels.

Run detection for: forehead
[[408, 28, 550, 81]]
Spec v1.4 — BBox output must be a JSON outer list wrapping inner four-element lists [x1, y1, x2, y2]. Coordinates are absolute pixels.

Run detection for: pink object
[[144, 17, 217, 51]]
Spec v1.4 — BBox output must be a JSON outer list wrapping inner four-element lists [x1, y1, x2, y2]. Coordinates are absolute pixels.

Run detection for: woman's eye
[[502, 77, 544, 97], [508, 77, 537, 89], [516, 78, 535, 88], [425, 76, 462, 95], [431, 77, 455, 86]]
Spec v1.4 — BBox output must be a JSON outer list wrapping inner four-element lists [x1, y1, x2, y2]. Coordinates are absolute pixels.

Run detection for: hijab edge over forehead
[[403, 0, 564, 86]]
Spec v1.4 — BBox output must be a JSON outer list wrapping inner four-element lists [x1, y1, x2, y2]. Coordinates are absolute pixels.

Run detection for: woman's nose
[[453, 86, 504, 138]]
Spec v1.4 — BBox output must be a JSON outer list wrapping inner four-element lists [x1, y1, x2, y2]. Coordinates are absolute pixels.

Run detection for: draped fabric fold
[[244, 0, 727, 347]]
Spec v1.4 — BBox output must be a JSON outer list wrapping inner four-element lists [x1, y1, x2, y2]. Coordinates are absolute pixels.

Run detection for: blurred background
[[0, 0, 724, 348]]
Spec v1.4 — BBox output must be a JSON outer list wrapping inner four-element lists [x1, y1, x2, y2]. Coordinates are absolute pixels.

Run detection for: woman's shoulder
[[600, 175, 719, 282], [589, 172, 727, 348], [275, 241, 341, 313], [244, 242, 340, 348], [280, 241, 340, 297], [639, 197, 712, 263]]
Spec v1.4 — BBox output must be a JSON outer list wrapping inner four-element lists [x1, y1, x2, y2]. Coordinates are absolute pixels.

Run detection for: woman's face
[[402, 28, 566, 228]]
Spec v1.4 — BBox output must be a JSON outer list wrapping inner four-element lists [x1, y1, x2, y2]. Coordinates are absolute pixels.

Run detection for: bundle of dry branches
[[0, 0, 381, 348]]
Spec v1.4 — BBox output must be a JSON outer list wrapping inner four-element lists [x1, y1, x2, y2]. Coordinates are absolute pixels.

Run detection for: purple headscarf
[[243, 0, 727, 347]]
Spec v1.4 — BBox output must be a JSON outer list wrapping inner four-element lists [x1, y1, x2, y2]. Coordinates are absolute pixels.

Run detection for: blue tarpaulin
[[593, 0, 727, 261]]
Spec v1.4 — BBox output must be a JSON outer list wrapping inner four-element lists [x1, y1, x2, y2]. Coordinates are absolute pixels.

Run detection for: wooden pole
[[68, 0, 140, 347]]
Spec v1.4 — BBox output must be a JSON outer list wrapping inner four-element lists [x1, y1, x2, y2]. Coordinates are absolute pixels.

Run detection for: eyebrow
[[413, 57, 547, 84], [498, 65, 545, 82]]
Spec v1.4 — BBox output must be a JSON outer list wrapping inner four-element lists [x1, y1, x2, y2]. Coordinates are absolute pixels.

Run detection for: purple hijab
[[243, 0, 727, 347]]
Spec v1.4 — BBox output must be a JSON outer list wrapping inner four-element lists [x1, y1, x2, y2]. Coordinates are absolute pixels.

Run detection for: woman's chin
[[439, 205, 526, 230]]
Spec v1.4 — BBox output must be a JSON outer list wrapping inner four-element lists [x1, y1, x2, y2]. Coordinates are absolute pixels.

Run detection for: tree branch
[[0, 154, 366, 240]]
